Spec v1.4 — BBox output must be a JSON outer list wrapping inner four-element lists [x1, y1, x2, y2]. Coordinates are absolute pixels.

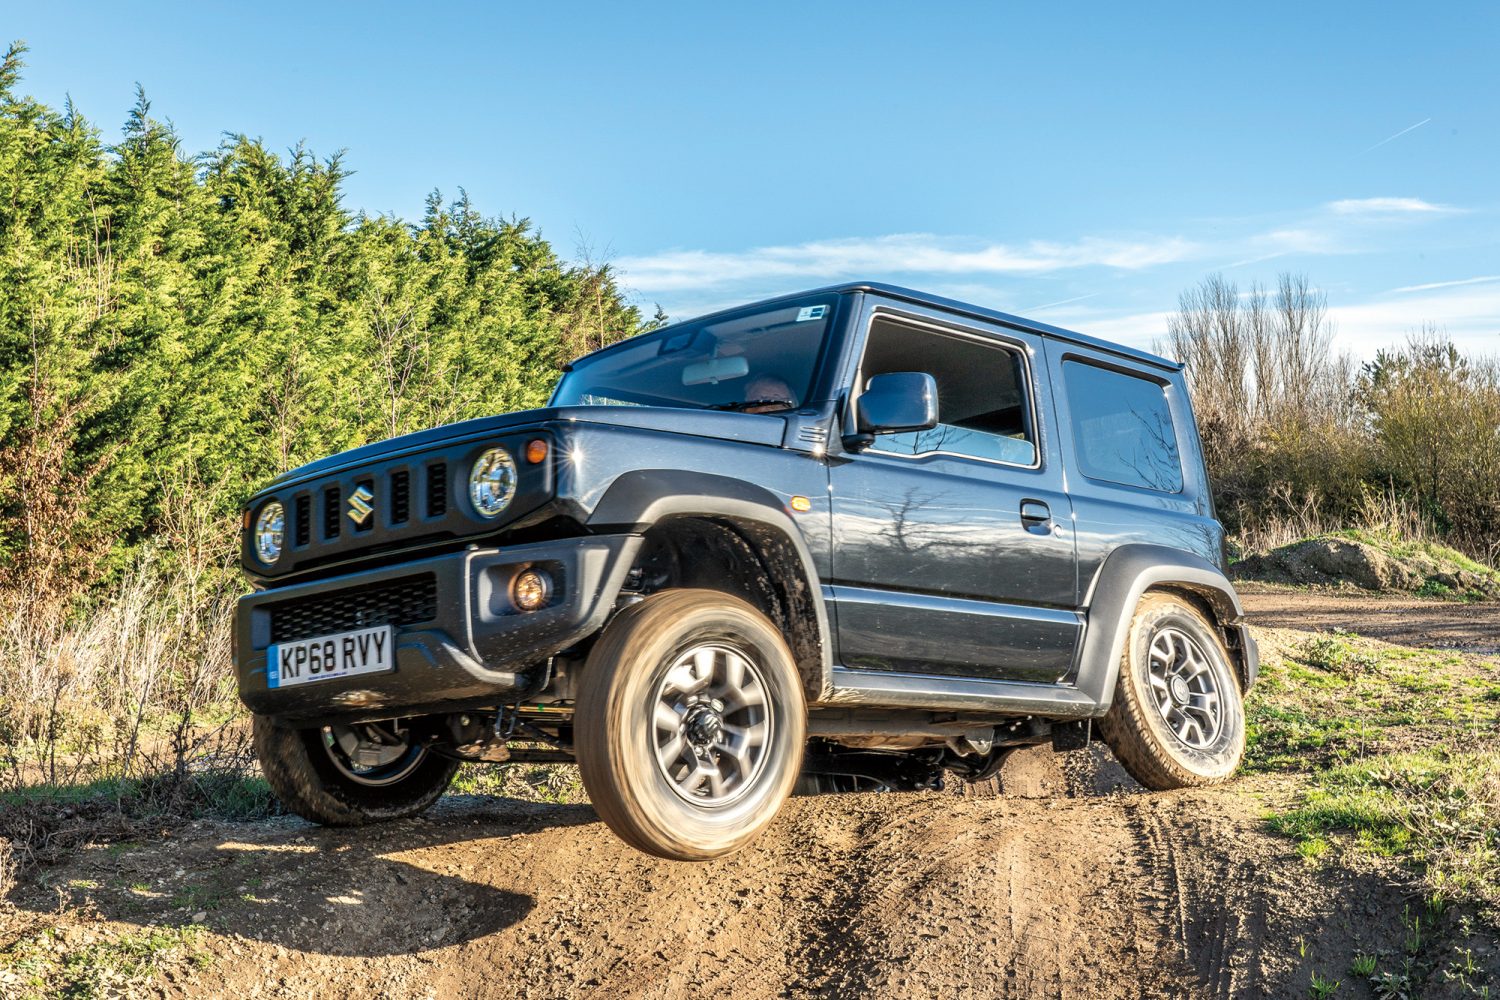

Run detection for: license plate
[[268, 625, 395, 689]]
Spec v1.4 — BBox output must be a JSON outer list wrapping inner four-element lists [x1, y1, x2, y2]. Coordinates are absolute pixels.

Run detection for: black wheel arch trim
[[586, 469, 834, 701], [1076, 543, 1259, 713]]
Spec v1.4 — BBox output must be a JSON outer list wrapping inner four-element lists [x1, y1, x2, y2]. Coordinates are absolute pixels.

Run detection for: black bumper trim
[[235, 534, 642, 724]]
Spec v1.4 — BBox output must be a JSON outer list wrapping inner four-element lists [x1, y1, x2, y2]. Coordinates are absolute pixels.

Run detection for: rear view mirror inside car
[[681, 355, 749, 385]]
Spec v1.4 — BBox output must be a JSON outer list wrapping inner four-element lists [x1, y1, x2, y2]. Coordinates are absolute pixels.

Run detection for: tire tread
[[1097, 593, 1244, 791]]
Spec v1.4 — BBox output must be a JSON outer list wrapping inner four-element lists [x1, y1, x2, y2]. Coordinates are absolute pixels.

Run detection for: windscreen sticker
[[795, 305, 828, 322]]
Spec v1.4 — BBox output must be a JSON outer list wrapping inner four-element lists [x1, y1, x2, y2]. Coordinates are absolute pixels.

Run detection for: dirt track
[[1238, 585, 1500, 656], [9, 592, 1498, 998]]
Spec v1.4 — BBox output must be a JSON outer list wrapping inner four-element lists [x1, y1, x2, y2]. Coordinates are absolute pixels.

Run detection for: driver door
[[827, 308, 1081, 683]]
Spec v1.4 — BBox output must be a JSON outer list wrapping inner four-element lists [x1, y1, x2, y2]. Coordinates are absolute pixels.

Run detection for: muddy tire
[[1098, 593, 1245, 790], [575, 589, 806, 861], [253, 715, 459, 826]]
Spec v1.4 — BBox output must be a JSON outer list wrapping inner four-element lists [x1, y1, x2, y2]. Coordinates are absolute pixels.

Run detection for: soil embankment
[[4, 592, 1496, 998]]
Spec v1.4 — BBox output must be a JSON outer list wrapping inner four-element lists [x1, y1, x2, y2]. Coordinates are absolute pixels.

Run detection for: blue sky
[[9, 2, 1499, 355]]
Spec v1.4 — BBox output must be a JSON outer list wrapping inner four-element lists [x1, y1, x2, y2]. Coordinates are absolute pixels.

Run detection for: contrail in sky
[[1024, 292, 1100, 312], [1360, 118, 1432, 154]]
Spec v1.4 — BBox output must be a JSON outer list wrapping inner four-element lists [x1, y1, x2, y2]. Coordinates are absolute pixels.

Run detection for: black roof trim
[[837, 281, 1181, 371], [575, 281, 1181, 372]]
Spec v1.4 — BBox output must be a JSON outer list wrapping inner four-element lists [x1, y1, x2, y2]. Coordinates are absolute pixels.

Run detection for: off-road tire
[[1098, 592, 1245, 790], [253, 715, 459, 826], [574, 589, 807, 861]]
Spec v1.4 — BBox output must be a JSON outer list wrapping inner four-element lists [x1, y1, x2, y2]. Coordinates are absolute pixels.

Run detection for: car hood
[[269, 405, 788, 488]]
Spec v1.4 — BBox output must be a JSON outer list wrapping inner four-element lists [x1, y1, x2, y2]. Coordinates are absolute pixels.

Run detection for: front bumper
[[235, 534, 641, 724]]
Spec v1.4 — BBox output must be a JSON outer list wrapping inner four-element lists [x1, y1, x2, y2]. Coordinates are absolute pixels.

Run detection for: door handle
[[1020, 500, 1053, 534]]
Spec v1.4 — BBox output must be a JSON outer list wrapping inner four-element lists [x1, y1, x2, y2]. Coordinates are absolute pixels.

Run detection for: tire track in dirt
[[13, 778, 1434, 998], [12, 593, 1483, 997], [1127, 799, 1258, 998]]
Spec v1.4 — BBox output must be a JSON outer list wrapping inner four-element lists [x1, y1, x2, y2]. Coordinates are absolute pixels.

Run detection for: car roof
[[571, 281, 1183, 372]]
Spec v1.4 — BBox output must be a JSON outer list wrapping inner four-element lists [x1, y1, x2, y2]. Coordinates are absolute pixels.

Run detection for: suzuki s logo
[[347, 484, 375, 526]]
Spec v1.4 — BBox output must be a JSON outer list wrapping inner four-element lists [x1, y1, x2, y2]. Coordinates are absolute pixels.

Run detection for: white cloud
[[1326, 197, 1458, 216], [616, 232, 1201, 293], [1058, 309, 1175, 353], [1389, 275, 1500, 294], [1330, 284, 1500, 357], [622, 197, 1468, 306], [617, 196, 1485, 335], [999, 284, 1500, 363]]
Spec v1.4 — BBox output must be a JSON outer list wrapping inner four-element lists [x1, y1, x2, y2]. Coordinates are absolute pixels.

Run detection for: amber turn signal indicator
[[789, 495, 812, 513], [525, 439, 548, 464]]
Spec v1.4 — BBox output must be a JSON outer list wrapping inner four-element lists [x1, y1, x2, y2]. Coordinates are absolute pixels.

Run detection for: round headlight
[[469, 447, 518, 518], [254, 501, 285, 565]]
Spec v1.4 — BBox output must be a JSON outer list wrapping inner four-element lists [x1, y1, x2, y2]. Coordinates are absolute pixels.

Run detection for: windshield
[[551, 297, 836, 413]]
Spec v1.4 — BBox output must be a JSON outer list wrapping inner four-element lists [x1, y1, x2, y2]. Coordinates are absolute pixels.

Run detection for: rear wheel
[[1098, 592, 1245, 789], [253, 715, 459, 825], [574, 589, 806, 860]]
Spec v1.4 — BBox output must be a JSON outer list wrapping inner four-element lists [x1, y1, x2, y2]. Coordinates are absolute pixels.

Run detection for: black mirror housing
[[853, 371, 939, 443]]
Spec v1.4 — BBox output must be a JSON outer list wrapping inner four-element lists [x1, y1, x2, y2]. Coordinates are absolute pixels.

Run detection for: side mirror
[[845, 371, 938, 450]]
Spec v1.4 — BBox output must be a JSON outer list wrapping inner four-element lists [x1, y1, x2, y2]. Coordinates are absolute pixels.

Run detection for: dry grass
[[0, 549, 240, 792], [1232, 485, 1497, 572], [0, 482, 259, 884], [0, 839, 17, 902]]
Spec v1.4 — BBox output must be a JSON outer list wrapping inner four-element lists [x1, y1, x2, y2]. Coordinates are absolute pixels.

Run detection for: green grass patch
[[1245, 633, 1500, 773], [2, 772, 276, 823], [1335, 528, 1497, 581], [1270, 750, 1500, 914], [450, 761, 587, 805], [0, 923, 210, 999]]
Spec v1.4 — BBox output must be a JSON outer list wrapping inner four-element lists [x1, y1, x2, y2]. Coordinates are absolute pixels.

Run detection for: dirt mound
[[6, 592, 1499, 998], [1234, 534, 1500, 598], [0, 782, 1437, 999]]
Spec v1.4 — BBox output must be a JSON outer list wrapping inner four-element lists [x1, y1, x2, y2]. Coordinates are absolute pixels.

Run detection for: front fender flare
[[586, 469, 834, 701]]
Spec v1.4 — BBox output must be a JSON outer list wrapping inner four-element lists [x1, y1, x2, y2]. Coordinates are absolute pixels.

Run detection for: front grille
[[390, 470, 410, 524], [268, 574, 438, 644], [426, 464, 448, 517], [251, 434, 538, 574], [294, 496, 310, 547], [323, 487, 341, 540]]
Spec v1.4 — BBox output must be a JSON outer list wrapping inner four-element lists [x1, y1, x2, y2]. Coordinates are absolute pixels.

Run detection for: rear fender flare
[[1077, 544, 1257, 712]]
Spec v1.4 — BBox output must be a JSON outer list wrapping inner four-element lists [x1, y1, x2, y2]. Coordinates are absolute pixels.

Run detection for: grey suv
[[236, 282, 1258, 860]]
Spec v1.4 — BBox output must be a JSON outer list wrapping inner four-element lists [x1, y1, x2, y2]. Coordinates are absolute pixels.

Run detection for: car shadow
[[9, 797, 599, 958]]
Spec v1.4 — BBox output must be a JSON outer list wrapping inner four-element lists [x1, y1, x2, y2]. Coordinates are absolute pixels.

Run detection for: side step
[[821, 666, 1102, 718]]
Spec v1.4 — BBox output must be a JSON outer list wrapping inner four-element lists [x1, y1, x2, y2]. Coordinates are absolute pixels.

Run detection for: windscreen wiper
[[706, 398, 797, 413]]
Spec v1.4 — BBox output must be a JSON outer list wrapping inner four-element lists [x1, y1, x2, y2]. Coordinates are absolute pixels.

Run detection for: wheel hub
[[1145, 626, 1226, 751], [683, 703, 725, 748], [321, 723, 427, 787], [651, 643, 774, 807]]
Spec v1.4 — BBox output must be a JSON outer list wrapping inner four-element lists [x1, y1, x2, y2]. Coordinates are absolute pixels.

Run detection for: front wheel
[[253, 715, 459, 825], [574, 590, 807, 860], [1098, 592, 1246, 789]]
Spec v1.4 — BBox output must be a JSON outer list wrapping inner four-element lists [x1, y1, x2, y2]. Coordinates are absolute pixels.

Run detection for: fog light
[[512, 569, 552, 611]]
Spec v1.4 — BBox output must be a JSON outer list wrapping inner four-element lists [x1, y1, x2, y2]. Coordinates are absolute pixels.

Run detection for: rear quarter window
[[1062, 360, 1183, 493]]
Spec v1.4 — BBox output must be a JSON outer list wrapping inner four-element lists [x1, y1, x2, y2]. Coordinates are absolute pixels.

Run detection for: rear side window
[[1062, 361, 1182, 493]]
